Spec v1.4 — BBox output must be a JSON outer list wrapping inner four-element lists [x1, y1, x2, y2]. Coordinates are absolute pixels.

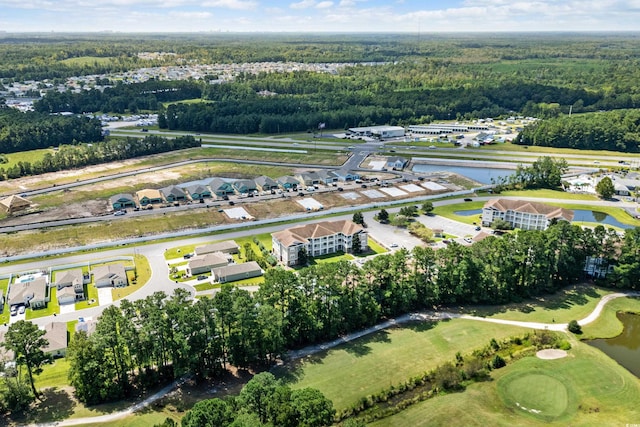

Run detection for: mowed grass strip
[[279, 319, 528, 411], [580, 296, 640, 339], [369, 341, 640, 427], [467, 285, 613, 324]]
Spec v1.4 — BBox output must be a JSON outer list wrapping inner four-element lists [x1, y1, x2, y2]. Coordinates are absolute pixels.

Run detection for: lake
[[412, 164, 515, 184], [454, 208, 633, 229], [588, 312, 640, 378]]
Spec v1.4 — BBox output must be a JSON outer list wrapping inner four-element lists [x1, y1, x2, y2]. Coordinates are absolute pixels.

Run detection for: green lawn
[[112, 255, 151, 300], [0, 278, 10, 324], [75, 284, 99, 310], [433, 201, 484, 225], [27, 288, 60, 319], [1, 148, 53, 170], [370, 341, 640, 426], [277, 319, 528, 412], [580, 296, 640, 339], [465, 285, 614, 324], [499, 189, 598, 201], [36, 357, 71, 389]]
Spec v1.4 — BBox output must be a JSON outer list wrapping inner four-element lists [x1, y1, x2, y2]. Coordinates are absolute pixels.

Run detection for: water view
[[454, 208, 633, 229], [588, 312, 640, 378], [412, 164, 515, 185]]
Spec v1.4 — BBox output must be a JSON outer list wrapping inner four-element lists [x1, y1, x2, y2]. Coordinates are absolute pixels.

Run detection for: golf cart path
[[34, 291, 639, 426]]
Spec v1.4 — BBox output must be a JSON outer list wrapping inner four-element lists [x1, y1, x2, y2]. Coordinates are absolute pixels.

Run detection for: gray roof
[[160, 185, 186, 198], [213, 261, 262, 277], [255, 176, 278, 188], [55, 269, 83, 288], [195, 240, 239, 255], [92, 264, 126, 282], [208, 178, 233, 190], [184, 184, 210, 195], [188, 252, 229, 270], [108, 193, 135, 204]]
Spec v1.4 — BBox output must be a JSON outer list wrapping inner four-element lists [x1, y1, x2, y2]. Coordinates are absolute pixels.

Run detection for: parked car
[[361, 184, 367, 188], [475, 226, 481, 231], [183, 253, 192, 259], [114, 210, 126, 216], [18, 305, 26, 315], [298, 192, 304, 197], [197, 275, 207, 281], [337, 187, 344, 192], [10, 305, 18, 316], [229, 201, 235, 206], [390, 243, 399, 248], [464, 198, 473, 202]]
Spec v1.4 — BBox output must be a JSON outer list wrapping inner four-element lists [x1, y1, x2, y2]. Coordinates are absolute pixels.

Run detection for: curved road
[[33, 291, 640, 427]]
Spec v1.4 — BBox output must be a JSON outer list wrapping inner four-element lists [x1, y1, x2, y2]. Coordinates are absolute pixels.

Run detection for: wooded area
[[49, 221, 634, 411]]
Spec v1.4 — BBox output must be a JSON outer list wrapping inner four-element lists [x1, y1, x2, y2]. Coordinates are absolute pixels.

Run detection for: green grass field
[[277, 319, 528, 412], [370, 341, 640, 426], [60, 56, 114, 66], [580, 296, 640, 339], [466, 285, 614, 324], [36, 358, 71, 389]]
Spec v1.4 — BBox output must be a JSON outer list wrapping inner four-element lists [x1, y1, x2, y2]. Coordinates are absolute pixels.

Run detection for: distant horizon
[[2, 30, 640, 35], [2, 1, 640, 33]]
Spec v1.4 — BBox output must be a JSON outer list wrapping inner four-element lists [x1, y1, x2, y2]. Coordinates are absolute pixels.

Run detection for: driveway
[[416, 215, 482, 243], [97, 288, 113, 305], [59, 303, 76, 315]]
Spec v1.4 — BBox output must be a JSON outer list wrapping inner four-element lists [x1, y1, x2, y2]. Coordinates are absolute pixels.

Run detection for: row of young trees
[[0, 134, 199, 181], [0, 107, 103, 154], [62, 221, 640, 407]]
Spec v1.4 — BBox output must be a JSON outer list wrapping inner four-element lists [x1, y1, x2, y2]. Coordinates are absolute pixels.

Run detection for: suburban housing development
[[271, 219, 368, 266], [482, 198, 574, 231]]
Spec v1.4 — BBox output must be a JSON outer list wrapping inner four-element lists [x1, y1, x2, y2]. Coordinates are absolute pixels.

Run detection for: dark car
[[337, 187, 344, 192], [464, 198, 473, 202], [197, 275, 207, 281], [229, 201, 235, 206], [184, 253, 192, 259], [298, 192, 304, 196], [222, 195, 229, 201], [361, 184, 367, 188], [475, 226, 481, 231]]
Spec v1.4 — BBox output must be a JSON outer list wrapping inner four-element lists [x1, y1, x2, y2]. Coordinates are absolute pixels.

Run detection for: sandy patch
[[422, 181, 447, 191], [536, 349, 567, 360], [400, 183, 423, 193], [362, 189, 385, 199], [340, 192, 361, 200], [369, 160, 387, 170]]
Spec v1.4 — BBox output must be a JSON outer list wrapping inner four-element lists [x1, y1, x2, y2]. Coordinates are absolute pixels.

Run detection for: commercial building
[[347, 125, 405, 139], [481, 199, 574, 231], [272, 220, 368, 266]]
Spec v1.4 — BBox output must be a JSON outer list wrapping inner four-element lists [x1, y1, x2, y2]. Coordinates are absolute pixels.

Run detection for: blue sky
[[1, 0, 639, 33]]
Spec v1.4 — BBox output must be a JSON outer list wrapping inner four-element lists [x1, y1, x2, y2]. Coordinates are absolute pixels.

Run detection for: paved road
[[30, 289, 640, 426]]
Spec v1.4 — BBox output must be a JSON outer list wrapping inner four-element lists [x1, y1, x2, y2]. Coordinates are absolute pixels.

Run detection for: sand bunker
[[536, 349, 568, 360]]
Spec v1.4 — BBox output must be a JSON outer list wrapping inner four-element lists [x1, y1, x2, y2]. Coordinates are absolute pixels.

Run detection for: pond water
[[412, 164, 514, 184], [453, 208, 633, 229], [588, 312, 640, 378], [572, 210, 632, 229]]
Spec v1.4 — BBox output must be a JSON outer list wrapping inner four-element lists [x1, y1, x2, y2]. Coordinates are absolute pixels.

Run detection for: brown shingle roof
[[273, 220, 364, 247], [484, 199, 574, 221]]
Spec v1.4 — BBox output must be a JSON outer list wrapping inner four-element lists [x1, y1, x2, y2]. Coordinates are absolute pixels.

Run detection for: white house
[[272, 220, 368, 266], [481, 199, 574, 231], [92, 264, 128, 288], [54, 268, 88, 304]]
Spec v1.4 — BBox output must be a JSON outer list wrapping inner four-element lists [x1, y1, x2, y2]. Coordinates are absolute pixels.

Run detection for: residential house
[[212, 261, 262, 283], [160, 185, 187, 203], [7, 276, 49, 309], [0, 194, 32, 214], [208, 178, 235, 197], [184, 184, 211, 200], [255, 176, 279, 192], [75, 317, 98, 336], [297, 172, 321, 186], [42, 322, 68, 357], [584, 256, 614, 279], [277, 176, 299, 190], [333, 169, 360, 182], [233, 179, 257, 195], [54, 269, 88, 304], [194, 240, 240, 256], [481, 199, 574, 231], [386, 156, 408, 170], [272, 220, 368, 266], [186, 252, 229, 276], [316, 170, 339, 185], [136, 189, 163, 206], [92, 264, 128, 288], [108, 193, 136, 210]]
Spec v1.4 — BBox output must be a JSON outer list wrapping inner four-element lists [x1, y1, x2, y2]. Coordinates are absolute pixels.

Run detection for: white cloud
[[316, 1, 333, 9], [290, 0, 316, 10], [169, 10, 212, 18], [202, 0, 258, 10]]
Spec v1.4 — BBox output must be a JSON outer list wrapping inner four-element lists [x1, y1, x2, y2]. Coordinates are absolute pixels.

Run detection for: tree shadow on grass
[[16, 387, 75, 425], [343, 329, 392, 358], [459, 283, 602, 317]]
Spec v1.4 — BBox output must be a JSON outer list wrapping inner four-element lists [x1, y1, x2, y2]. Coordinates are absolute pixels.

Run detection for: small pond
[[588, 312, 640, 378], [412, 164, 514, 185]]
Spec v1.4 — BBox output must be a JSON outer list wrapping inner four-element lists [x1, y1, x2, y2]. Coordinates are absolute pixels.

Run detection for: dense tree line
[[492, 156, 569, 192], [34, 80, 203, 114], [0, 108, 103, 154], [515, 109, 640, 152], [63, 221, 638, 407], [0, 134, 199, 180]]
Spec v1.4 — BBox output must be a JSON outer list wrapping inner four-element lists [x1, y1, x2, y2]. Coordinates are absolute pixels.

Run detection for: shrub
[[568, 320, 582, 334]]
